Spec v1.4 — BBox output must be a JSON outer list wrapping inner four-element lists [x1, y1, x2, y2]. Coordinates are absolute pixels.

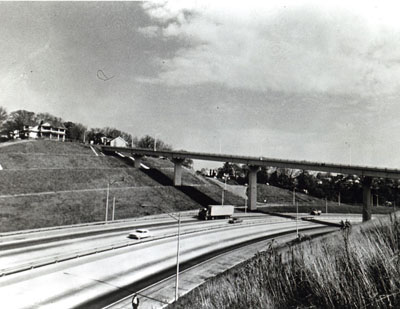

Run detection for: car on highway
[[228, 217, 243, 224], [310, 209, 322, 215], [128, 229, 152, 239]]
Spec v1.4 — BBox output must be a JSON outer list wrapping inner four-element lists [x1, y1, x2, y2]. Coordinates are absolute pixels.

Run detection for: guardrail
[[0, 211, 199, 238], [0, 217, 305, 277]]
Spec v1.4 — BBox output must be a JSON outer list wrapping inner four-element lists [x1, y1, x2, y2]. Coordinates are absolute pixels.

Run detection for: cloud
[[141, 1, 400, 96], [137, 26, 159, 38]]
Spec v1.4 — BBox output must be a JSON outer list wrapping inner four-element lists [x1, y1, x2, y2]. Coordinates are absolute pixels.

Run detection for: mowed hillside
[[0, 140, 243, 232]]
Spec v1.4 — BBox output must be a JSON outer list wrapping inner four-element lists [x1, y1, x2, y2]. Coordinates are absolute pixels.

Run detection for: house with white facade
[[110, 136, 128, 147], [22, 122, 66, 141]]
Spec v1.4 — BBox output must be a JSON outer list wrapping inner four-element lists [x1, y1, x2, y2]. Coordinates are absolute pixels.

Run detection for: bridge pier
[[248, 165, 260, 211], [133, 155, 143, 168], [362, 176, 373, 222], [173, 158, 185, 186]]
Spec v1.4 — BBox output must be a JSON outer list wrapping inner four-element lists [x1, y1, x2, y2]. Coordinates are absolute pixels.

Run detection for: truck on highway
[[198, 205, 235, 220]]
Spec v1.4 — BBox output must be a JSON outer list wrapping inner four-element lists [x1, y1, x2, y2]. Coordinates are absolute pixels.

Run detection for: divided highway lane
[[0, 214, 290, 275], [0, 217, 321, 309], [0, 211, 200, 249], [104, 226, 339, 309]]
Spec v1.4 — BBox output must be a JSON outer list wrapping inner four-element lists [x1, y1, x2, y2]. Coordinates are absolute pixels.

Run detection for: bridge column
[[248, 165, 260, 211], [362, 176, 373, 222], [133, 155, 143, 168], [173, 158, 185, 186]]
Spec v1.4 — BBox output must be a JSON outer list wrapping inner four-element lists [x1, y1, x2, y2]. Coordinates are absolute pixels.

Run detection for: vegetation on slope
[[0, 140, 243, 232], [171, 212, 400, 309]]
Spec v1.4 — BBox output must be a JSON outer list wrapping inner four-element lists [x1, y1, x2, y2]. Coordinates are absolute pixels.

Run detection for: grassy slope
[[171, 212, 400, 309], [0, 140, 243, 232], [2, 140, 390, 232], [258, 184, 332, 204]]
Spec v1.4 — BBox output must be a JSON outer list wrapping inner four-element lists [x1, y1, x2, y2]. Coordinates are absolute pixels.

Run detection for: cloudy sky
[[2, 1, 400, 169]]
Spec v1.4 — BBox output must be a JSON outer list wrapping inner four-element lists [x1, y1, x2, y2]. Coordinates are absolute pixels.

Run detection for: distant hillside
[[0, 140, 243, 232]]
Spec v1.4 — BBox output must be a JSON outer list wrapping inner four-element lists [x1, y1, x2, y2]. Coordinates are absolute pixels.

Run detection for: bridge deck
[[101, 146, 400, 179]]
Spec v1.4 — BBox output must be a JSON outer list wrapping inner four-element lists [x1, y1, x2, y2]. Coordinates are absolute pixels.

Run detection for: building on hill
[[100, 136, 112, 145], [91, 135, 127, 147], [110, 136, 128, 147], [22, 122, 66, 141]]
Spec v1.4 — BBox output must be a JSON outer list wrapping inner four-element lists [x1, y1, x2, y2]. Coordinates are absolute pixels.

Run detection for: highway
[[103, 226, 338, 309], [0, 212, 338, 309]]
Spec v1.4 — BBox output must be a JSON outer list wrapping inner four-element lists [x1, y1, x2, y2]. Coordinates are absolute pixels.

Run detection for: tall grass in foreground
[[172, 212, 400, 308]]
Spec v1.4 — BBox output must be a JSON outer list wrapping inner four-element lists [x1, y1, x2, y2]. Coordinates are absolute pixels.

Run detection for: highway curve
[[0, 213, 337, 309]]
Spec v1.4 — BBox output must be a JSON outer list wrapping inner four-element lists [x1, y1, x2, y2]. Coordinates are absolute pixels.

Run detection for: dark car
[[310, 209, 322, 215], [228, 217, 243, 224]]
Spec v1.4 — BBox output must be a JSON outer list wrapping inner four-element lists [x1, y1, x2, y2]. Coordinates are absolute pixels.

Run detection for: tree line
[[0, 107, 189, 164], [212, 162, 400, 206]]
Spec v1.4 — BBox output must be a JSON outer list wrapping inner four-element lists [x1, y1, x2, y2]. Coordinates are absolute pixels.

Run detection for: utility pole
[[325, 197, 328, 214], [105, 182, 109, 223], [244, 184, 248, 213], [175, 213, 181, 301], [293, 187, 295, 206], [112, 196, 116, 221], [222, 174, 228, 206], [141, 204, 181, 302]]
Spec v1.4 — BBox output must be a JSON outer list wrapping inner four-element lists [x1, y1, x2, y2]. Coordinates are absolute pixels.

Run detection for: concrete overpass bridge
[[101, 146, 400, 221]]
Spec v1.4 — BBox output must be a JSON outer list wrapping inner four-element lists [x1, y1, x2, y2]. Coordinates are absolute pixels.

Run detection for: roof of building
[[40, 122, 66, 129]]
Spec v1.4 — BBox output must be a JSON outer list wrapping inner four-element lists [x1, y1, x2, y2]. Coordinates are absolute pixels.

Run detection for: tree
[[86, 128, 103, 144], [257, 166, 269, 184], [2, 110, 36, 133], [296, 170, 317, 193], [183, 158, 194, 169], [103, 127, 123, 139], [0, 106, 7, 128], [36, 113, 64, 127], [64, 121, 87, 141], [269, 170, 279, 187], [276, 168, 297, 189], [137, 135, 172, 150]]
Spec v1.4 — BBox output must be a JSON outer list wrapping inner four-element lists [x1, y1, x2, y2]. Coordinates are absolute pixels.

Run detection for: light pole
[[293, 187, 296, 206], [244, 184, 248, 214], [105, 177, 124, 223], [154, 133, 160, 151], [112, 196, 116, 221], [222, 173, 229, 206], [141, 204, 181, 301], [105, 182, 110, 223], [325, 197, 328, 214]]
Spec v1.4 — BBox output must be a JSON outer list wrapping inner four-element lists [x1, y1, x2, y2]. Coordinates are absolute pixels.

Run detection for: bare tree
[[0, 106, 7, 129]]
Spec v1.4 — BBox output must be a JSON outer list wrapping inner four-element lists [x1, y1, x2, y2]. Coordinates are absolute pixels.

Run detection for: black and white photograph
[[0, 1, 400, 308]]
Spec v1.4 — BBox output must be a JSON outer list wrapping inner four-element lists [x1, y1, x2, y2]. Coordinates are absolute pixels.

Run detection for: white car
[[128, 229, 152, 239]]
